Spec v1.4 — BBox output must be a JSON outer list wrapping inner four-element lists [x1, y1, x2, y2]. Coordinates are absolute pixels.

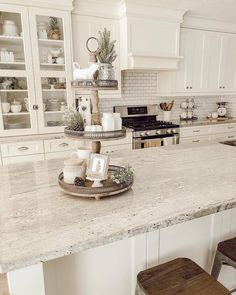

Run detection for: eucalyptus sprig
[[109, 165, 134, 185], [96, 28, 117, 64]]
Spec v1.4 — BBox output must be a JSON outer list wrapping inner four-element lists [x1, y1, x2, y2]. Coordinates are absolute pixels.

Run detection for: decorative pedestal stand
[[68, 80, 124, 154], [59, 80, 133, 200]]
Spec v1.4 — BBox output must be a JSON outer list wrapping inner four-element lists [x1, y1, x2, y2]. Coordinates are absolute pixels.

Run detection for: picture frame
[[86, 153, 109, 181]]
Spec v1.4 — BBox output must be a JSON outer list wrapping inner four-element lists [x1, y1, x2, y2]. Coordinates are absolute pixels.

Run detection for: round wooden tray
[[64, 127, 126, 141], [58, 165, 133, 200]]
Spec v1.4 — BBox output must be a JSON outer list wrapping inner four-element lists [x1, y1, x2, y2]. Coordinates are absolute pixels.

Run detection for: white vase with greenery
[[96, 28, 117, 80]]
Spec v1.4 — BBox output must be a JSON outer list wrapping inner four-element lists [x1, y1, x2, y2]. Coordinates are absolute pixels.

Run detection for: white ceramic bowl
[[10, 104, 22, 113], [1, 102, 10, 113]]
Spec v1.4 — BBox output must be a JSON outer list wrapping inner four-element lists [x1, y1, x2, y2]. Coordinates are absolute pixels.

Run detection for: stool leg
[[211, 250, 223, 279]]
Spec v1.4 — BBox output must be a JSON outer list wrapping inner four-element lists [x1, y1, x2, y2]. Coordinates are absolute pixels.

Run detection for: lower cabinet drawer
[[210, 133, 236, 142], [102, 132, 132, 147], [2, 154, 45, 165], [211, 123, 236, 134], [180, 126, 210, 138], [180, 136, 210, 144], [44, 139, 77, 153], [101, 144, 132, 155], [45, 151, 73, 160], [1, 141, 44, 157]]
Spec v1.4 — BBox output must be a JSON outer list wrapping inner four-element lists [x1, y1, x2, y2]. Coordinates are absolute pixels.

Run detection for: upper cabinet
[[158, 28, 236, 95], [0, 4, 38, 136], [0, 4, 73, 136], [72, 14, 121, 95], [29, 7, 73, 133], [119, 3, 186, 70]]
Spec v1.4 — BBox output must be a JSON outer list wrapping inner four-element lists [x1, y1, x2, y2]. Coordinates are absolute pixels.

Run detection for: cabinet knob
[[186, 86, 189, 89], [190, 86, 192, 89], [223, 86, 225, 89]]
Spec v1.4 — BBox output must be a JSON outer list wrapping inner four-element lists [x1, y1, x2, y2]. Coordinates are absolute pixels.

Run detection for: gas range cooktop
[[122, 119, 179, 131]]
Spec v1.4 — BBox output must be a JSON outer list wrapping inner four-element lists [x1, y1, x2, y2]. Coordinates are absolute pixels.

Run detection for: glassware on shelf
[[37, 22, 47, 39]]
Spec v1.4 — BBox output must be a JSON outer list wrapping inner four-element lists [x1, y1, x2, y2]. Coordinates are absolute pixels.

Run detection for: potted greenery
[[48, 17, 61, 40], [96, 28, 117, 80]]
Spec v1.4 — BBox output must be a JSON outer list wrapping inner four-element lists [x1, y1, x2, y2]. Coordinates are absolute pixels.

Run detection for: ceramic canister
[[102, 113, 115, 131], [63, 158, 85, 184]]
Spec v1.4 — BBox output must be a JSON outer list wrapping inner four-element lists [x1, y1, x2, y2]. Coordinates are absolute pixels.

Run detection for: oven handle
[[140, 138, 163, 143]]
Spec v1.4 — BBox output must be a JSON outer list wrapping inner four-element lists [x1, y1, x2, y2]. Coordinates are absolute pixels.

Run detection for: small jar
[[113, 113, 122, 130], [102, 112, 115, 131], [63, 158, 85, 184]]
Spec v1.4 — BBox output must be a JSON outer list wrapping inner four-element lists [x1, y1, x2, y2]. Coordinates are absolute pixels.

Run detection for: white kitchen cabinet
[[0, 4, 74, 137], [218, 34, 236, 92], [180, 123, 236, 145], [158, 28, 236, 95], [2, 154, 44, 165], [29, 7, 73, 134], [174, 28, 204, 93], [180, 135, 210, 145], [1, 141, 44, 157], [72, 14, 121, 96], [0, 4, 38, 136]]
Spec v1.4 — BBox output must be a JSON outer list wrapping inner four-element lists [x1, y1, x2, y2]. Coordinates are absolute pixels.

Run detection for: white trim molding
[[0, 0, 74, 11]]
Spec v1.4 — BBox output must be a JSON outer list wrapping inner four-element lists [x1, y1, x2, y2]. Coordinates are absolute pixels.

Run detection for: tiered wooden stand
[[58, 80, 133, 200]]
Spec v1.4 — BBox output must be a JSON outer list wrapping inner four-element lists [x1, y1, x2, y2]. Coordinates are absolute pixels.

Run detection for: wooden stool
[[136, 258, 230, 295], [211, 237, 236, 292]]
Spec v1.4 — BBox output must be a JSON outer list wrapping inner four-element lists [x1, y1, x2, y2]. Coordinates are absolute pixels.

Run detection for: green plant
[[48, 17, 60, 35], [64, 107, 84, 131], [109, 165, 134, 185], [96, 28, 117, 64]]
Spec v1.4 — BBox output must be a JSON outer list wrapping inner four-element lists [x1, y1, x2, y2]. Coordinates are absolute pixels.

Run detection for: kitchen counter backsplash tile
[[95, 71, 236, 121]]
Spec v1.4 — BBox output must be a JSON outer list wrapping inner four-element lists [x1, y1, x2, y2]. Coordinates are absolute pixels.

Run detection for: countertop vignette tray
[[64, 127, 126, 141], [58, 165, 133, 200]]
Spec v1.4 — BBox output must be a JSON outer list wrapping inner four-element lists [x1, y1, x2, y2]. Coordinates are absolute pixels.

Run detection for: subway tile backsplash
[[98, 71, 236, 120]]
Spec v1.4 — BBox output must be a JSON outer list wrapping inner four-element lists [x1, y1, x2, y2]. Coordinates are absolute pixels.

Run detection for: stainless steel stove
[[114, 104, 180, 149]]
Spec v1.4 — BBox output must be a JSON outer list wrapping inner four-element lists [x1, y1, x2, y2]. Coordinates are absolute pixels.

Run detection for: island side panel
[[7, 264, 45, 295], [42, 208, 236, 295]]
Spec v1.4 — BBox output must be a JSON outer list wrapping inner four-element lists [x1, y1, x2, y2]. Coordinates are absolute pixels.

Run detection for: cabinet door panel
[[202, 32, 222, 92], [72, 14, 121, 95], [219, 34, 236, 91], [175, 29, 204, 93]]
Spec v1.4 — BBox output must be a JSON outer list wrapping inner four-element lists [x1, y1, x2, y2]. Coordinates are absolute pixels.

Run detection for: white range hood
[[119, 0, 187, 70]]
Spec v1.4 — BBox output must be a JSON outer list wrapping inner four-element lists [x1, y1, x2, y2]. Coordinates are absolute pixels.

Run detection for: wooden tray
[[58, 165, 133, 200], [64, 127, 126, 141]]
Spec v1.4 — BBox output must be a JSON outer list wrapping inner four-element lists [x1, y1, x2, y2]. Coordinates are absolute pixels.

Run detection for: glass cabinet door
[[0, 4, 38, 136], [29, 7, 73, 133]]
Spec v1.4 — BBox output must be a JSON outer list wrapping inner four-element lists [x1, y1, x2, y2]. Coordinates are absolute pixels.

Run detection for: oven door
[[133, 135, 178, 149]]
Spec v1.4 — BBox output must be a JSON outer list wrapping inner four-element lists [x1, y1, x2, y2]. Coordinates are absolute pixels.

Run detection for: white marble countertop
[[0, 142, 236, 273], [178, 118, 236, 128]]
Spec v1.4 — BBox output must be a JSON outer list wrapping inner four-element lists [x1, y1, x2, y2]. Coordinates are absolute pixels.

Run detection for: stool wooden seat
[[136, 258, 230, 295], [211, 237, 236, 292]]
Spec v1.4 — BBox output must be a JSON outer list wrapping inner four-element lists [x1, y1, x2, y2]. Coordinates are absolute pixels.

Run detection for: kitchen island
[[1, 142, 236, 295]]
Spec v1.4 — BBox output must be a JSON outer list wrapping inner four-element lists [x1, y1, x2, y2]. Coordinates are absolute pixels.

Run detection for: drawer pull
[[228, 126, 234, 129], [193, 130, 200, 133], [59, 143, 69, 147], [228, 136, 234, 139], [17, 146, 29, 151], [192, 140, 200, 143]]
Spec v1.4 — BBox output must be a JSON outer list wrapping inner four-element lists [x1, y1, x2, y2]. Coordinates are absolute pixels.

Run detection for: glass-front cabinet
[[29, 7, 73, 133], [0, 4, 73, 136], [0, 4, 38, 136]]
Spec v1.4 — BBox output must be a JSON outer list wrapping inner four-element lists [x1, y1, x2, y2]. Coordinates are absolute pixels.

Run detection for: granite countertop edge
[[1, 198, 235, 274]]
